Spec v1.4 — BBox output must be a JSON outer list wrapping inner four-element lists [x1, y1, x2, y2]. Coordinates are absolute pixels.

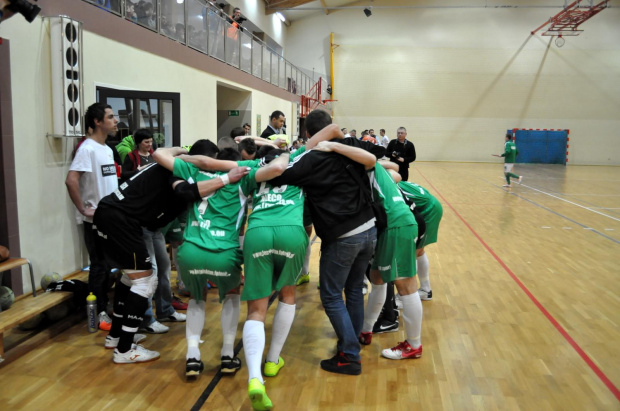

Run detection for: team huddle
[[68, 104, 443, 411]]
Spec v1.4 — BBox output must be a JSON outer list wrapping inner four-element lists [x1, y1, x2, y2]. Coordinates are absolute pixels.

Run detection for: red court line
[[415, 169, 620, 402]]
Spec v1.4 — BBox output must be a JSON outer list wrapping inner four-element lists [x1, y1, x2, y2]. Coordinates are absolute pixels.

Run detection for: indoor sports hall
[[0, 0, 618, 409]]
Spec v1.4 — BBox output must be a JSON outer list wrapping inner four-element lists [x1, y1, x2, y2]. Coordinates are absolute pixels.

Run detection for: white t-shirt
[[380, 135, 390, 148], [69, 138, 118, 224]]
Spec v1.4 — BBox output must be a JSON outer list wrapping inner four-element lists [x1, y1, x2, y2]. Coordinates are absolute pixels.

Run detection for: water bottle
[[86, 292, 98, 333]]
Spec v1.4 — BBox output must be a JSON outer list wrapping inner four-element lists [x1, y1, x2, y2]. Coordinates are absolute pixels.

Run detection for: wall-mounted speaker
[[50, 16, 84, 137]]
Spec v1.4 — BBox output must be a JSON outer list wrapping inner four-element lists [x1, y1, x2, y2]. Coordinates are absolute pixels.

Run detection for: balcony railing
[[84, 0, 314, 96]]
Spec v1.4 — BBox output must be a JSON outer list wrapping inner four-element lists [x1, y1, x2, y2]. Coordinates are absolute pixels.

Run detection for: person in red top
[[361, 130, 377, 145]]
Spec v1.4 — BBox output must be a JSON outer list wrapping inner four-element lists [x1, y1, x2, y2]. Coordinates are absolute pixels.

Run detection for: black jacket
[[270, 149, 374, 243], [386, 139, 416, 175]]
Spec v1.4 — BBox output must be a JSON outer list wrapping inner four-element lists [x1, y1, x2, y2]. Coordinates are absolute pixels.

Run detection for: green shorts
[[418, 198, 443, 249], [372, 224, 417, 283], [241, 225, 308, 301], [177, 241, 242, 302]]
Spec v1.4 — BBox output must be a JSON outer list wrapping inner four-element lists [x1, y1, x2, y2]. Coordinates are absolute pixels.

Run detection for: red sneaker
[[172, 295, 188, 311], [381, 341, 422, 360], [359, 332, 372, 345]]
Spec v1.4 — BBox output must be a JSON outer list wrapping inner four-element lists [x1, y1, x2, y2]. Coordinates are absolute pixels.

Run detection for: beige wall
[[286, 1, 620, 165], [0, 16, 293, 293]]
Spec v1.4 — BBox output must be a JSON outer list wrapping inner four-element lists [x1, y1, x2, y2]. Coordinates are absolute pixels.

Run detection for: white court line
[[520, 184, 620, 223]]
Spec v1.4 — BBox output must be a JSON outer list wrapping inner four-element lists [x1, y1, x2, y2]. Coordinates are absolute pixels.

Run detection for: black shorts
[[93, 205, 151, 271], [303, 197, 313, 227], [412, 208, 427, 249]]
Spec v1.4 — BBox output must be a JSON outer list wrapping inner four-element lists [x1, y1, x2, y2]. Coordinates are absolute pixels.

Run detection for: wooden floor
[[1, 162, 619, 410]]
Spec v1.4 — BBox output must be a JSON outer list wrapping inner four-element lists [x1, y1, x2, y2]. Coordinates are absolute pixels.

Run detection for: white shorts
[[504, 163, 514, 173]]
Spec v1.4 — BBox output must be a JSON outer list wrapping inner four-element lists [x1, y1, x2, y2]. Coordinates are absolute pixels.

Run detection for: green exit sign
[[228, 110, 240, 116]]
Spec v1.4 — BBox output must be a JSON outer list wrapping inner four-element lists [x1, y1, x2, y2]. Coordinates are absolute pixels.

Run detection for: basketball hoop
[[555, 35, 566, 47]]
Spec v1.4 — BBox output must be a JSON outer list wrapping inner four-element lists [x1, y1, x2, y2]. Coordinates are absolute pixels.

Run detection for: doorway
[[216, 83, 251, 140]]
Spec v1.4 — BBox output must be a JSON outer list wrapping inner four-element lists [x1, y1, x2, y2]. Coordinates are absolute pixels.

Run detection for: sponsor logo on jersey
[[252, 249, 296, 259], [378, 265, 391, 271], [188, 269, 231, 276], [101, 164, 116, 176]]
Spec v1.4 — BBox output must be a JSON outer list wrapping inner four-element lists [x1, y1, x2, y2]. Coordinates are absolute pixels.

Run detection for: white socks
[[243, 320, 265, 383], [362, 283, 387, 332], [221, 294, 241, 358], [417, 253, 431, 291], [186, 299, 206, 360], [400, 292, 423, 348], [302, 242, 312, 274], [266, 302, 296, 363]]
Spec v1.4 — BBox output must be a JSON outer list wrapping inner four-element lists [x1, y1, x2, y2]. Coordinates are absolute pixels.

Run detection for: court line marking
[[503, 188, 620, 244], [519, 183, 620, 222], [191, 291, 280, 410], [416, 169, 620, 402]]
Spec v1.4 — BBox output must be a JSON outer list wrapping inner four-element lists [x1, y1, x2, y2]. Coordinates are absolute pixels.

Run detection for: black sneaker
[[221, 355, 242, 374], [186, 358, 204, 377], [320, 352, 361, 375], [372, 318, 399, 334]]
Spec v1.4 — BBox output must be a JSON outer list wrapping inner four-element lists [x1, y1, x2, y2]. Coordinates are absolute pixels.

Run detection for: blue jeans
[[319, 226, 377, 361], [141, 228, 174, 326]]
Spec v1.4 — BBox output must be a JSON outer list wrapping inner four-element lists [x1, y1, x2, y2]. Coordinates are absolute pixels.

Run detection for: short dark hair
[[218, 147, 241, 161], [243, 123, 251, 128], [133, 129, 153, 148], [189, 139, 219, 158], [230, 127, 246, 138], [261, 149, 286, 164], [233, 7, 240, 13], [238, 138, 257, 155], [505, 134, 512, 139], [270, 110, 285, 121], [380, 129, 385, 133], [85, 102, 112, 131], [305, 109, 332, 137], [256, 145, 276, 159]]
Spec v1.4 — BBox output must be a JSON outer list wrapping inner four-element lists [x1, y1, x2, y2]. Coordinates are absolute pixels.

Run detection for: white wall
[[286, 1, 620, 165], [0, 15, 293, 292]]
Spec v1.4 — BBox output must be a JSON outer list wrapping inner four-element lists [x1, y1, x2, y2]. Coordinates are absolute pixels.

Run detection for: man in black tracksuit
[[269, 110, 378, 376], [386, 127, 416, 181]]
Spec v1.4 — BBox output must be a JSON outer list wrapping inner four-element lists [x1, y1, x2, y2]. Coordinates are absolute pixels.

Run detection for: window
[[97, 87, 180, 149]]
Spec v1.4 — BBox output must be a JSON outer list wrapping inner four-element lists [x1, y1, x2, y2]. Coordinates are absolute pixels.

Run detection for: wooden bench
[[0, 270, 88, 363], [0, 258, 36, 297]]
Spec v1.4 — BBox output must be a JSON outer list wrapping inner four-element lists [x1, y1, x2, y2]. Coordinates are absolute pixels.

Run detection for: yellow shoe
[[248, 378, 273, 410], [295, 273, 310, 286], [263, 356, 285, 377]]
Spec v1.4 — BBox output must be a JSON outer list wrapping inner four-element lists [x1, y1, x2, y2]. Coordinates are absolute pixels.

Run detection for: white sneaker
[[502, 184, 512, 188], [417, 289, 433, 301], [105, 333, 147, 349], [159, 311, 186, 322], [113, 344, 160, 364], [140, 320, 169, 334], [517, 176, 523, 184]]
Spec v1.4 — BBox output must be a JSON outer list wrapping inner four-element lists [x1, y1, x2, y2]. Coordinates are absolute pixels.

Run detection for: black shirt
[[98, 163, 186, 231]]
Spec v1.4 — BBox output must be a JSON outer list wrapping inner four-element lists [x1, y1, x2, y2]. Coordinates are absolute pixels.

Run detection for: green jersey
[[398, 181, 441, 220], [502, 140, 518, 163], [173, 158, 258, 251], [372, 163, 415, 228], [239, 156, 304, 228]]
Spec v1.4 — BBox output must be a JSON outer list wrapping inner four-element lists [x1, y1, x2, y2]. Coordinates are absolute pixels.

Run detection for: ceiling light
[[363, 8, 372, 17], [276, 12, 286, 22]]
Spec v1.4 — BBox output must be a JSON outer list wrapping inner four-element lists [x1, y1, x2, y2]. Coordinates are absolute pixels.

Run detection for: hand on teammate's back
[[228, 166, 251, 183]]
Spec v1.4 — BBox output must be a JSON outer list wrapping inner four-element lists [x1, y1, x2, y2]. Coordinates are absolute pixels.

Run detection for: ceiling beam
[[320, 0, 330, 15]]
